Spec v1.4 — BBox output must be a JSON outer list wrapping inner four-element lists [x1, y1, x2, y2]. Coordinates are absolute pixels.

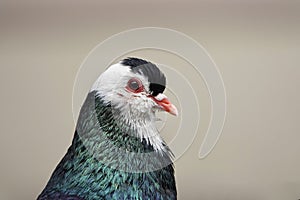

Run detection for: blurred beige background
[[1, 1, 300, 200]]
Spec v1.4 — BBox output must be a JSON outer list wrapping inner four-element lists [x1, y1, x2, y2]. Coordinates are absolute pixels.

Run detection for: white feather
[[91, 62, 165, 151]]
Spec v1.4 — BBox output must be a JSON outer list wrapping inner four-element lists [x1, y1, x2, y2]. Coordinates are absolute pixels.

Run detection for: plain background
[[1, 1, 300, 199]]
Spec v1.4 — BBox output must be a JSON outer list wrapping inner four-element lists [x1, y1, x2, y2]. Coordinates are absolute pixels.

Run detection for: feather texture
[[38, 91, 177, 200]]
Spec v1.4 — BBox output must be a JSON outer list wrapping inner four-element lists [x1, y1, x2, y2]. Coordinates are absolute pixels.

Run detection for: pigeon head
[[91, 57, 178, 150], [91, 57, 178, 116]]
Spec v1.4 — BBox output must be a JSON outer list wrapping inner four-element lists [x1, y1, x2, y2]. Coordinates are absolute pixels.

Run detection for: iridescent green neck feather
[[38, 91, 176, 200]]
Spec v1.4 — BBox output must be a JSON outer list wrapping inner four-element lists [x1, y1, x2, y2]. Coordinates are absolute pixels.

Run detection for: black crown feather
[[121, 57, 166, 96]]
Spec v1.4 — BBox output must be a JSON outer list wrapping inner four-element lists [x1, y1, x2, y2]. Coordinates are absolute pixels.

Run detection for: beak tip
[[169, 105, 179, 116]]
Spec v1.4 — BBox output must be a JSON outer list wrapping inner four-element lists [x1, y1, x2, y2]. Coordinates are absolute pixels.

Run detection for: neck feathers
[[74, 91, 173, 172]]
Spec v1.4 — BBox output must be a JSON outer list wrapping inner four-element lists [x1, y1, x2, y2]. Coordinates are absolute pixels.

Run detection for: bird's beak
[[149, 94, 178, 116]]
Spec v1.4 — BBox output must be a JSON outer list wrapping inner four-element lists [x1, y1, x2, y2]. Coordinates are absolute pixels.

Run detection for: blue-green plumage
[[38, 87, 177, 200]]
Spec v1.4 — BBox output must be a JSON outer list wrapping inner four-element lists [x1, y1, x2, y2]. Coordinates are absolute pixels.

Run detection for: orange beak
[[150, 94, 178, 116]]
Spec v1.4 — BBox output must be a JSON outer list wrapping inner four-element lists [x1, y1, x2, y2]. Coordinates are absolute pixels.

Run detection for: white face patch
[[90, 62, 165, 151]]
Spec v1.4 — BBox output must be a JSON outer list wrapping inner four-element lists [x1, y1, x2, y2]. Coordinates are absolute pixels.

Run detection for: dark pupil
[[129, 81, 140, 90]]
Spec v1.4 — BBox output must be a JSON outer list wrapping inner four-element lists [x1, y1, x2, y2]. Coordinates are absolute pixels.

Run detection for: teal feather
[[38, 91, 176, 200]]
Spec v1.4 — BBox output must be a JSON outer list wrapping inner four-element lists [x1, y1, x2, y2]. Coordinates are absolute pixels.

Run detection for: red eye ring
[[126, 78, 144, 93]]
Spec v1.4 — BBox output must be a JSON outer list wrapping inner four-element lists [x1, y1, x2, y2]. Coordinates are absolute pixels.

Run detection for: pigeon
[[38, 57, 178, 200]]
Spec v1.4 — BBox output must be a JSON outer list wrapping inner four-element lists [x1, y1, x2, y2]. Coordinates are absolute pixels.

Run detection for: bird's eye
[[126, 78, 144, 93]]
